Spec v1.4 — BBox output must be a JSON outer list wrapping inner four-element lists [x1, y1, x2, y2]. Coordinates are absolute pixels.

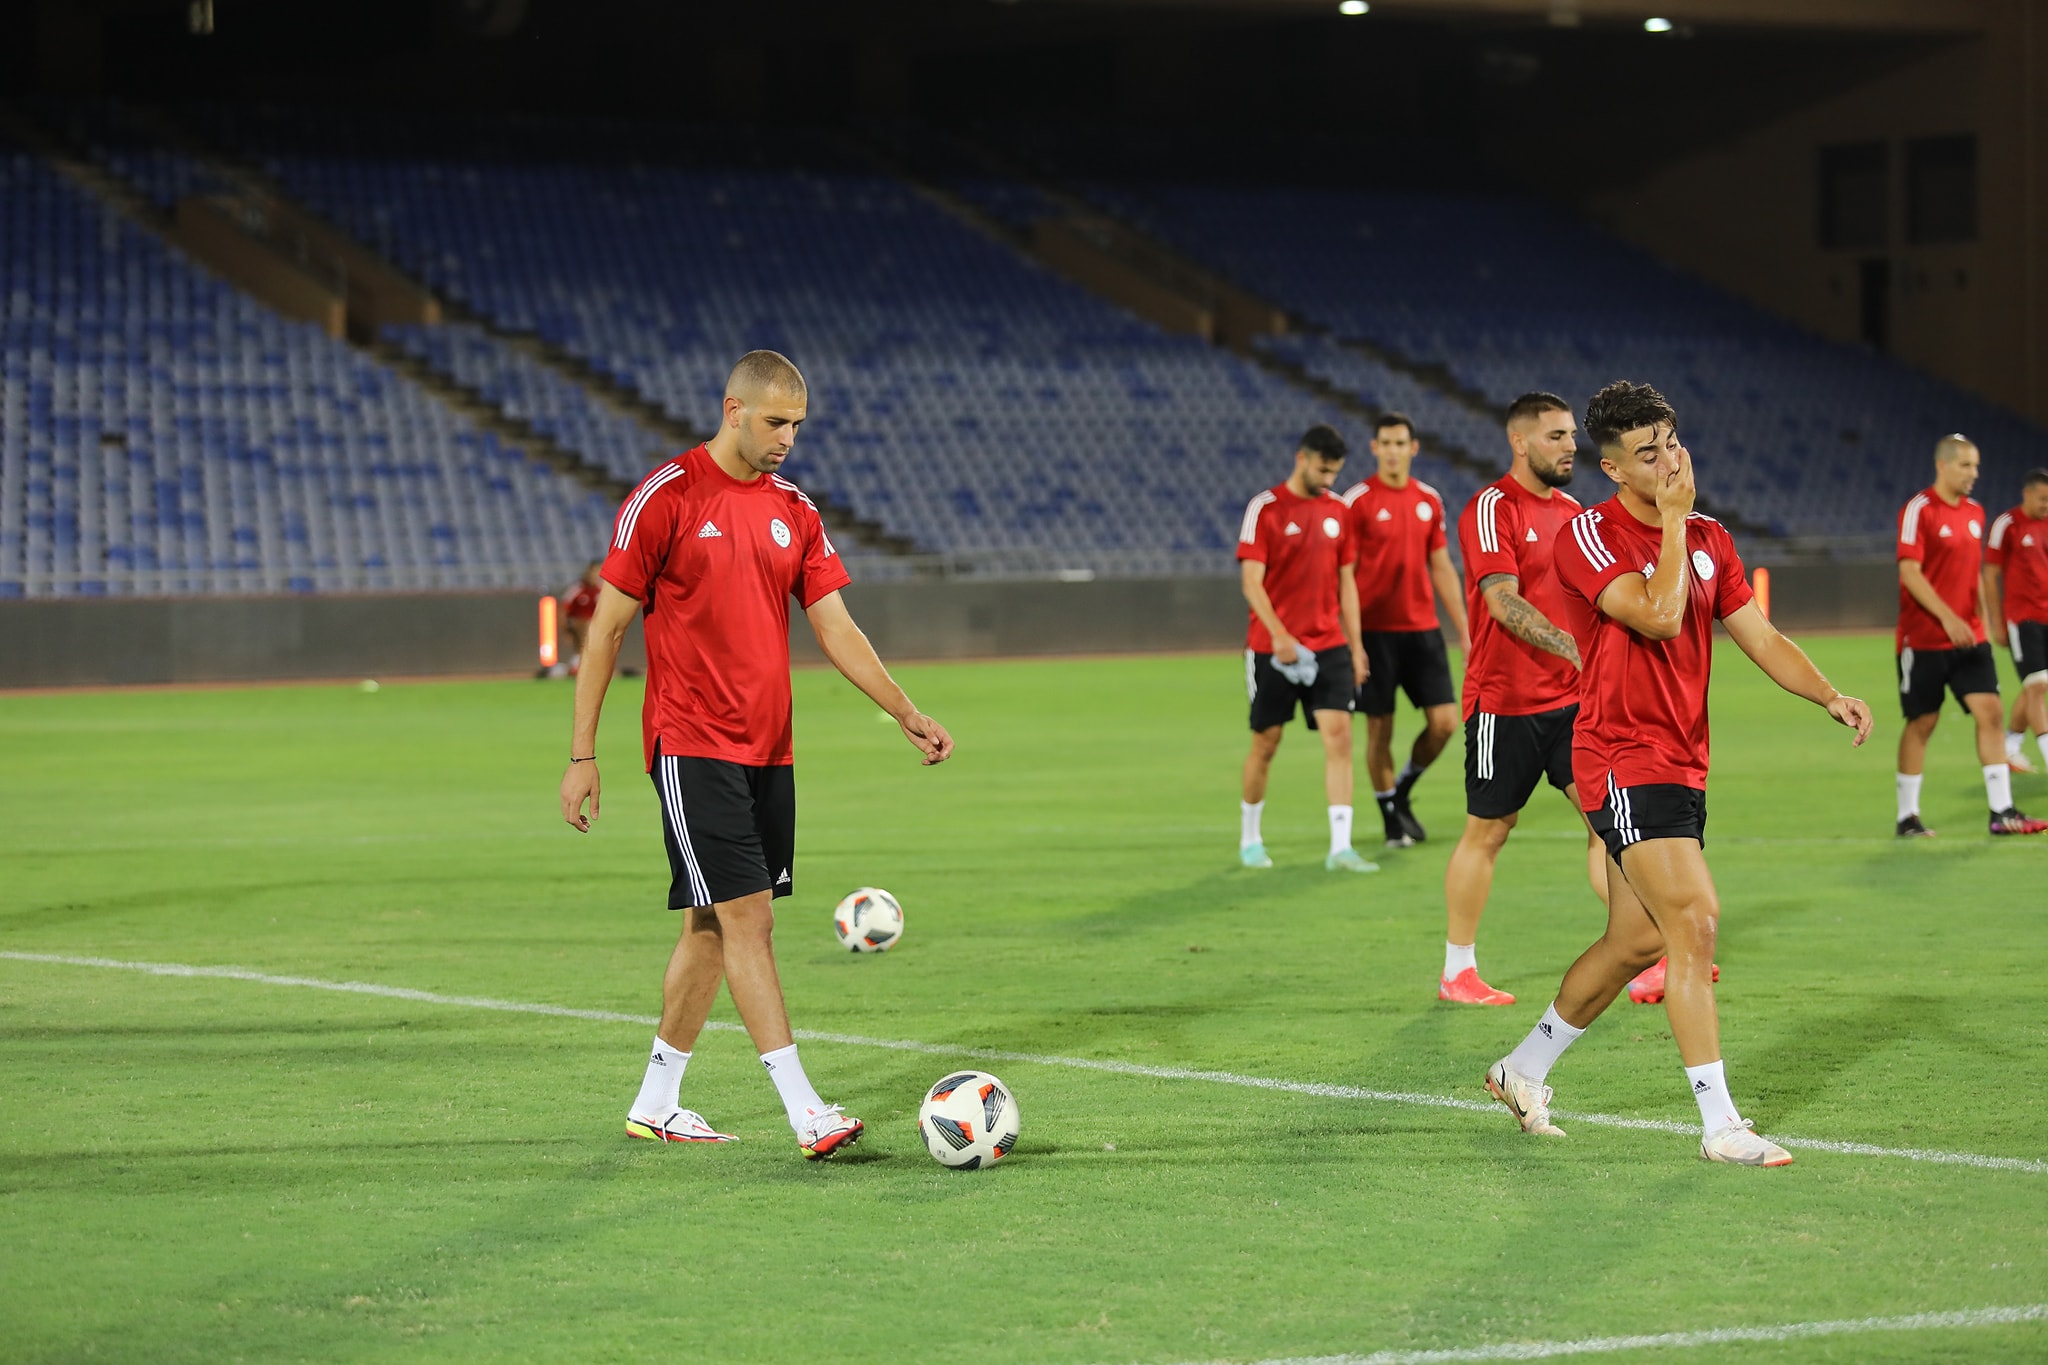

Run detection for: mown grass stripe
[[5, 949, 2043, 1175]]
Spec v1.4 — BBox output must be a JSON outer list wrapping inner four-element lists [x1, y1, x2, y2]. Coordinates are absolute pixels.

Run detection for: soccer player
[[1893, 436, 2048, 836], [1440, 393, 1607, 1006], [1344, 413, 1470, 848], [554, 560, 603, 678], [559, 350, 954, 1159], [1238, 424, 1375, 872], [1485, 381, 1873, 1166], [1986, 469, 2048, 777]]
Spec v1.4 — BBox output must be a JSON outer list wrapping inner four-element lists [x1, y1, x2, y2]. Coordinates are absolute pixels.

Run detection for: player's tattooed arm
[[1478, 573, 1581, 668]]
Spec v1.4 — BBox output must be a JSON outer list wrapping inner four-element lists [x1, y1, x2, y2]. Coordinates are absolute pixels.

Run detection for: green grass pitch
[[3, 633, 2046, 1363]]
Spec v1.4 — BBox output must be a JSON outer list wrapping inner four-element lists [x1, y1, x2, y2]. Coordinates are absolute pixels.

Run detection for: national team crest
[[769, 518, 792, 548]]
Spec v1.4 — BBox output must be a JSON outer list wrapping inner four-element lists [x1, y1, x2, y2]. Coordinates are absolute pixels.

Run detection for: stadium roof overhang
[[1029, 0, 1986, 34]]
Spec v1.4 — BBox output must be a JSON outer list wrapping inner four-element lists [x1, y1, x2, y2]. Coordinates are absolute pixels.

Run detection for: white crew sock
[[631, 1036, 689, 1117], [1328, 804, 1354, 856], [1240, 801, 1265, 849], [2008, 731, 2026, 761], [1686, 1058, 1745, 1134], [1896, 772, 1923, 822], [761, 1043, 827, 1130], [1444, 941, 1477, 978], [1985, 762, 2014, 813], [2038, 732, 2048, 770], [1503, 1003, 1586, 1083]]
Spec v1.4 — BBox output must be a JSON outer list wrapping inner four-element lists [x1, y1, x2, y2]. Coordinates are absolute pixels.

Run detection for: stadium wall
[[1589, 23, 2048, 424], [4, 559, 1896, 688]]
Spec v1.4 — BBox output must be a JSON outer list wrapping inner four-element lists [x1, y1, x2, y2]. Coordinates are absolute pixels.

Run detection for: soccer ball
[[917, 1070, 1021, 1170], [832, 887, 903, 953]]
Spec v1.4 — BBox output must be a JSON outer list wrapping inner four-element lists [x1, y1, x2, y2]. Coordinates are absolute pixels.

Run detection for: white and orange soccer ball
[[917, 1070, 1021, 1170], [832, 887, 903, 953]]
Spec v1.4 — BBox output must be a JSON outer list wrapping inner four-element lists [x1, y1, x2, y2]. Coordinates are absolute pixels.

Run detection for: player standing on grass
[[1485, 381, 1873, 1166], [1893, 436, 2048, 837], [1986, 469, 2048, 778], [1237, 424, 1375, 872], [1439, 394, 1606, 1007], [559, 349, 954, 1159], [1344, 413, 1470, 849]]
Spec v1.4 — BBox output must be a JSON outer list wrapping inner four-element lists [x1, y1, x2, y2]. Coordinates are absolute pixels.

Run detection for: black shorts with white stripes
[[649, 745, 796, 910], [1465, 704, 1577, 820], [2010, 620, 2048, 684], [1586, 781, 1706, 864]]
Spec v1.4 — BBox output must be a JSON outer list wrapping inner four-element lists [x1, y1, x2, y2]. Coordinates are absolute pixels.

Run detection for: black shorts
[[1897, 642, 1999, 719], [1586, 781, 1706, 864], [649, 747, 795, 910], [2010, 620, 2048, 684], [1357, 629, 1456, 716], [1466, 704, 1577, 819], [1247, 646, 1355, 731]]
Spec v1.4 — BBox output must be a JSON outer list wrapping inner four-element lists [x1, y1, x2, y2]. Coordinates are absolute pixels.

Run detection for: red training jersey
[[1554, 497, 1754, 800], [1457, 475, 1584, 720], [600, 445, 851, 770], [1987, 506, 2048, 626], [1896, 488, 1987, 650], [561, 581, 600, 621], [1345, 474, 1448, 633], [1236, 483, 1355, 654]]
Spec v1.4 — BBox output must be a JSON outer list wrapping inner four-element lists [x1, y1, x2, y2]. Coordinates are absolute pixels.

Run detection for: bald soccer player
[[561, 349, 956, 1159], [1894, 435, 2048, 837]]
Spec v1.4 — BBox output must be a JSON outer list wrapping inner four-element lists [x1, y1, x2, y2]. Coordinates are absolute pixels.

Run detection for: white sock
[[1240, 800, 1264, 849], [1686, 1058, 1745, 1134], [761, 1043, 827, 1130], [2009, 731, 2026, 760], [1503, 1003, 1586, 1083], [2037, 732, 2048, 770], [1896, 772, 1923, 822], [1444, 941, 1477, 978], [1985, 762, 2013, 813], [1328, 804, 1353, 856], [631, 1036, 689, 1116]]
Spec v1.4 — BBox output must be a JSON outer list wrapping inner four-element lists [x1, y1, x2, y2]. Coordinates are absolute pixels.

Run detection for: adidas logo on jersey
[[1526, 527, 1539, 542], [1938, 525, 1953, 537], [1375, 508, 1393, 521], [1284, 521, 1302, 535], [697, 521, 722, 539]]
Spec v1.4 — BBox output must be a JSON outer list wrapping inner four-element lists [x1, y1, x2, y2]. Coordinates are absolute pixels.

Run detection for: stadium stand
[[972, 125, 2048, 548], [0, 139, 617, 598], [180, 104, 1456, 577]]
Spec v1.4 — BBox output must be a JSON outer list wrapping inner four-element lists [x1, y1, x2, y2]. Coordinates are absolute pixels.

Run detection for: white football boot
[[1700, 1121, 1793, 1167], [1486, 1060, 1565, 1137]]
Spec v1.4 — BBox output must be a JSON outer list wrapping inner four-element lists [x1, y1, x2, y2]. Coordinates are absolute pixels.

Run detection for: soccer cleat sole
[[799, 1120, 865, 1161]]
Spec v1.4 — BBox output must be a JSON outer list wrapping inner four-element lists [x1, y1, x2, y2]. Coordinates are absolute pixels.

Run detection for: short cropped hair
[[725, 349, 806, 402], [1298, 424, 1348, 462], [2024, 467, 2048, 489], [1374, 411, 1415, 438], [1584, 381, 1676, 450], [1506, 391, 1571, 425], [1934, 433, 1977, 464]]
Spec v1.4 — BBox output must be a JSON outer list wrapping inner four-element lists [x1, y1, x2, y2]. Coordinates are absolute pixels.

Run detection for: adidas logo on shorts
[[698, 521, 722, 539]]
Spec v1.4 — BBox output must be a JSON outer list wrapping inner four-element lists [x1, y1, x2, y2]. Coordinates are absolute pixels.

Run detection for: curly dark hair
[[1584, 381, 1676, 450]]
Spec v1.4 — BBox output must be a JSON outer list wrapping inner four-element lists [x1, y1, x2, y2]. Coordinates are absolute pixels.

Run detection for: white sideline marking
[[4, 951, 2044, 1175], [1186, 1303, 2048, 1365]]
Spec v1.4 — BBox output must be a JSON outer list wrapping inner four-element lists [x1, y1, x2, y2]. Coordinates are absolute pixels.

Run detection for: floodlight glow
[[1339, 1, 1369, 15], [1644, 16, 1674, 31]]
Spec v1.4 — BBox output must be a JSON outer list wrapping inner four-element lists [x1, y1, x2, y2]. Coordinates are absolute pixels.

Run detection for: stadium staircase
[[886, 122, 1782, 545]]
